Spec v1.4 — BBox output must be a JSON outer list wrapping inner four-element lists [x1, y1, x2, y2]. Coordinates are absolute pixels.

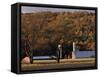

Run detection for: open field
[[21, 58, 95, 71]]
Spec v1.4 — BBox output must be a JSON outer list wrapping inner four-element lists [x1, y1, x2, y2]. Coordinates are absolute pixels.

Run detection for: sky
[[21, 6, 95, 13]]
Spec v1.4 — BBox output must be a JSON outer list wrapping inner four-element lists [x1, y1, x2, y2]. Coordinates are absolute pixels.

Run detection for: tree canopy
[[21, 11, 96, 56]]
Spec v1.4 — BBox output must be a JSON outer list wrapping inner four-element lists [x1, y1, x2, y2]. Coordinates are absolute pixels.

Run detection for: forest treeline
[[21, 11, 95, 56]]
